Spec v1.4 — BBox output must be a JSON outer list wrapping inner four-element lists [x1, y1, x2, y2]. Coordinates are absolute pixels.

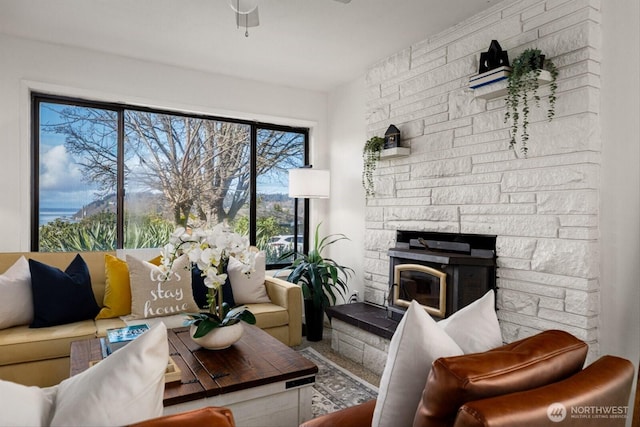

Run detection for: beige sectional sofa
[[0, 251, 302, 387]]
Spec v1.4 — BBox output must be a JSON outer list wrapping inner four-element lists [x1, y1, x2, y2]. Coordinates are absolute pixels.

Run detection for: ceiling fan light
[[235, 7, 259, 28], [228, 0, 258, 15]]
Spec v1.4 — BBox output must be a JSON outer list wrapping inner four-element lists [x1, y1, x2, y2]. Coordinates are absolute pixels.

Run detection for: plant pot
[[304, 299, 325, 342], [190, 322, 243, 350]]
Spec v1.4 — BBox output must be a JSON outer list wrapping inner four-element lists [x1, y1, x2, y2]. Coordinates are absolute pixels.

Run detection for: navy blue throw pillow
[[191, 266, 236, 309], [29, 254, 100, 328]]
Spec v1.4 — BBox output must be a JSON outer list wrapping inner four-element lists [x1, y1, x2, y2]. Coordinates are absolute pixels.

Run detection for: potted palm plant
[[281, 223, 353, 341]]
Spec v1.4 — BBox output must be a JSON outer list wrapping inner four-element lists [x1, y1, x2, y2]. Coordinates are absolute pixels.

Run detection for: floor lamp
[[288, 166, 330, 254]]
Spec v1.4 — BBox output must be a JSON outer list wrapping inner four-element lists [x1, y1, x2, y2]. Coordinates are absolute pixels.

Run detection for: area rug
[[298, 347, 378, 418]]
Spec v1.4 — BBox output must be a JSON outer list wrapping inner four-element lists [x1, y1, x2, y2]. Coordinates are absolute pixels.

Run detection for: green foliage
[[280, 223, 353, 311], [124, 216, 174, 248], [39, 212, 174, 252], [184, 303, 256, 338], [504, 48, 558, 156], [362, 136, 385, 198], [233, 215, 286, 251]]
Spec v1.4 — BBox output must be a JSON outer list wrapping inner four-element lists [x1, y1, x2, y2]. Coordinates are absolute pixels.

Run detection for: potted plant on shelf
[[504, 48, 558, 156], [362, 136, 385, 198], [280, 223, 353, 341], [160, 223, 256, 349]]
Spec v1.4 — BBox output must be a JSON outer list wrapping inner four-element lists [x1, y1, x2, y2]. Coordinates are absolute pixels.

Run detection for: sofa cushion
[[95, 317, 128, 338], [127, 255, 199, 320], [0, 256, 33, 329], [372, 300, 463, 427], [228, 252, 270, 304], [29, 255, 101, 328], [244, 303, 289, 329], [413, 330, 588, 427], [437, 290, 502, 354], [0, 320, 97, 366]]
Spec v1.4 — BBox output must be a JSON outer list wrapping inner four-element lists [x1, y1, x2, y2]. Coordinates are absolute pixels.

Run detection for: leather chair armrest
[[454, 356, 635, 427], [299, 399, 376, 427], [127, 406, 235, 427]]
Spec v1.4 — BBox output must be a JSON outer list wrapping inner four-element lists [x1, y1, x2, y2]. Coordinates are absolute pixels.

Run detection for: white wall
[[600, 0, 640, 376], [0, 33, 328, 252], [326, 78, 367, 301]]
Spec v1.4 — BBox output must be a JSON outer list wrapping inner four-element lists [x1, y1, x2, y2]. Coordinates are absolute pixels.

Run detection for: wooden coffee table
[[70, 324, 318, 427]]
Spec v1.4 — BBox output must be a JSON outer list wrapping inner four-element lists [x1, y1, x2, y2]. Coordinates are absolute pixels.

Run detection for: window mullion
[[249, 124, 257, 245], [116, 110, 125, 249]]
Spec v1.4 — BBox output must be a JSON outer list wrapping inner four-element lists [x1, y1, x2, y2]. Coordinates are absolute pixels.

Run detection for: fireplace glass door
[[393, 264, 447, 318]]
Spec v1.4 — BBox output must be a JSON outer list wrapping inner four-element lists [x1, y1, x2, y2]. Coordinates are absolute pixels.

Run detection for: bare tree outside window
[[35, 97, 306, 264]]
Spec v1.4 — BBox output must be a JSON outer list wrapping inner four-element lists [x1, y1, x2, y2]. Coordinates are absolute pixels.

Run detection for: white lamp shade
[[288, 168, 330, 199]]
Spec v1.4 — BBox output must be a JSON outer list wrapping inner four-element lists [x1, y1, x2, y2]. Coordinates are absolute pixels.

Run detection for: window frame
[[31, 93, 309, 268]]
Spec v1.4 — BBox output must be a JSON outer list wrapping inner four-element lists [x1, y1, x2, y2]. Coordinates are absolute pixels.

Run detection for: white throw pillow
[[372, 300, 463, 427], [228, 252, 270, 304], [0, 256, 33, 329], [49, 322, 169, 426], [437, 289, 502, 354], [127, 254, 199, 319], [0, 379, 55, 427]]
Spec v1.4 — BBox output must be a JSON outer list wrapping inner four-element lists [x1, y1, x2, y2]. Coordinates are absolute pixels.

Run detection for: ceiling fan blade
[[332, 0, 352, 3]]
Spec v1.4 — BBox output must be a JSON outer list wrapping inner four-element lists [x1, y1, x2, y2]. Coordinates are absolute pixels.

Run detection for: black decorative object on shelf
[[384, 125, 400, 149], [478, 40, 510, 73]]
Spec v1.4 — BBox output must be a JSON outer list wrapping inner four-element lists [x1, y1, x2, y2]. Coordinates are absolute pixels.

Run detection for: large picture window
[[32, 94, 308, 266]]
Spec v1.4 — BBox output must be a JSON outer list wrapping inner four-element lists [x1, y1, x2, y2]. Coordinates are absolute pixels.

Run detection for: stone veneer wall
[[362, 0, 603, 360]]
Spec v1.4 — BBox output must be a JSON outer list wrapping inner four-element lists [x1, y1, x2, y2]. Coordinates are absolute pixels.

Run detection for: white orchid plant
[[160, 223, 256, 337]]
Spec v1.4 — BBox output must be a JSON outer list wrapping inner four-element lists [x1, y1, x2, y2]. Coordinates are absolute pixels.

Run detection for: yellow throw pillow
[[96, 254, 166, 319], [96, 254, 132, 319]]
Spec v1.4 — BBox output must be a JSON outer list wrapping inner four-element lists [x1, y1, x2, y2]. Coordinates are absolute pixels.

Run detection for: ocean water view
[[40, 207, 80, 226]]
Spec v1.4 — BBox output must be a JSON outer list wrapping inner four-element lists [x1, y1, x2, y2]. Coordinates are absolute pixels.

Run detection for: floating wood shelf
[[473, 69, 553, 100], [380, 146, 410, 159]]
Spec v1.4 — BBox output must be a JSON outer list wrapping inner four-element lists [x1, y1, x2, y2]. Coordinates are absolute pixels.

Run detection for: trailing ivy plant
[[362, 136, 385, 198], [504, 48, 558, 156]]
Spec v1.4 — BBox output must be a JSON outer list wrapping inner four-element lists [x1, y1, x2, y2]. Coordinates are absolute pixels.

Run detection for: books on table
[[104, 324, 149, 354]]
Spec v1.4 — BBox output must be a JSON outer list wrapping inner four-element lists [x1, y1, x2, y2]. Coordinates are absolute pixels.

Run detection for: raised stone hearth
[[362, 0, 602, 363], [328, 303, 395, 376]]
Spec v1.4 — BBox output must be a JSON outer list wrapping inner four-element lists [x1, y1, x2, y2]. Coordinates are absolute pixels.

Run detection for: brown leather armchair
[[128, 407, 235, 427], [301, 330, 635, 427]]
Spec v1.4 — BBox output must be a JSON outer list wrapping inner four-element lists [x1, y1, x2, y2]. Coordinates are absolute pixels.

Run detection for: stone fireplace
[[331, 0, 603, 370]]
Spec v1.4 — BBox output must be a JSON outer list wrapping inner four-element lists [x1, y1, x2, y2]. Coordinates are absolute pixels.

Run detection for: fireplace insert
[[387, 231, 497, 321]]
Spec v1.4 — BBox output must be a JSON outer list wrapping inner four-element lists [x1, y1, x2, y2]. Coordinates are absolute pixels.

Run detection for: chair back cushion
[[413, 330, 588, 427], [453, 355, 634, 427]]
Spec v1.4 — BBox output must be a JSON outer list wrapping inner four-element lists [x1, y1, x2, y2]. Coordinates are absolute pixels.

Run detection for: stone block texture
[[363, 0, 602, 359]]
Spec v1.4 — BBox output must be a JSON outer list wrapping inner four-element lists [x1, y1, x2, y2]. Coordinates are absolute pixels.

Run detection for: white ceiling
[[0, 0, 508, 92]]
